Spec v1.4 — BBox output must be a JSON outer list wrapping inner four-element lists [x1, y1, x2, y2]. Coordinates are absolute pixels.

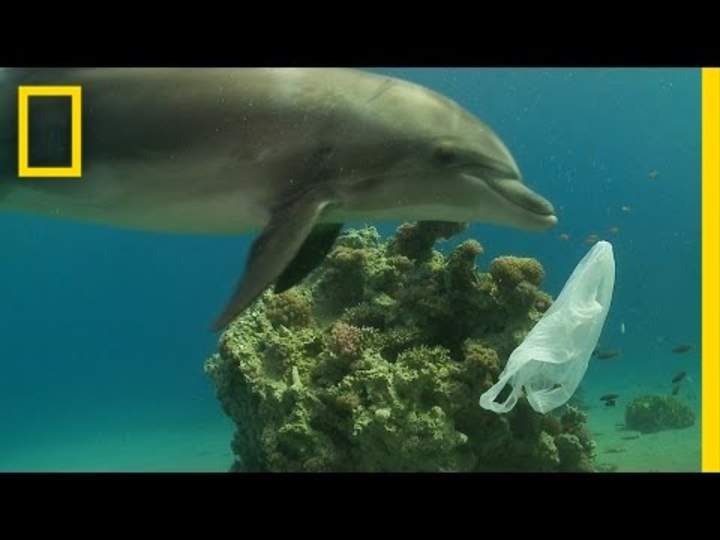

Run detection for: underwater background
[[0, 68, 701, 472]]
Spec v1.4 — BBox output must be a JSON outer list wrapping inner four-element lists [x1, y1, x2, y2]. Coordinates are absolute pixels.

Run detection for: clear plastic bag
[[479, 241, 615, 414]]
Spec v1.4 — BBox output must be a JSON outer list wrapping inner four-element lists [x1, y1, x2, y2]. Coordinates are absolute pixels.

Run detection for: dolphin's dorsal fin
[[212, 189, 335, 332]]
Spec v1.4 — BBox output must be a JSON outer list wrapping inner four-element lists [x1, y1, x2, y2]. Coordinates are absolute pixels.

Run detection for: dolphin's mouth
[[486, 178, 556, 217], [462, 173, 557, 228]]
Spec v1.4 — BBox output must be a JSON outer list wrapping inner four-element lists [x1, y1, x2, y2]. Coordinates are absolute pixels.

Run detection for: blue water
[[0, 69, 701, 471]]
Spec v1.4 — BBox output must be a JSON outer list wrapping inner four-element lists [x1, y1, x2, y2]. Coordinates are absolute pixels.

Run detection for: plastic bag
[[479, 240, 615, 414]]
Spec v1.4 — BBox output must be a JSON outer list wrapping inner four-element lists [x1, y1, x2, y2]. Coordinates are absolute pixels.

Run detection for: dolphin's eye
[[433, 145, 459, 165]]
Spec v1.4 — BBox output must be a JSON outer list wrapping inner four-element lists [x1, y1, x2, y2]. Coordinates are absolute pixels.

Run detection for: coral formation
[[205, 222, 597, 472], [387, 221, 467, 261], [265, 289, 313, 329], [624, 395, 695, 433]]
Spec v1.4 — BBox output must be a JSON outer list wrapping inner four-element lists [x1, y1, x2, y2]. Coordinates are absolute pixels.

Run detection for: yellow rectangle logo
[[702, 67, 720, 473], [18, 85, 82, 178]]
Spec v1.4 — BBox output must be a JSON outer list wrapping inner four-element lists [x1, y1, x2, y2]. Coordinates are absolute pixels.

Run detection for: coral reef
[[205, 222, 597, 472], [624, 395, 695, 433], [265, 289, 313, 329], [387, 221, 467, 261]]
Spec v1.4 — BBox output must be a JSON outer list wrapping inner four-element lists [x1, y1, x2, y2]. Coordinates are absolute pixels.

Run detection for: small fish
[[603, 447, 626, 454], [584, 234, 600, 246], [620, 322, 626, 334], [608, 226, 620, 235], [671, 384, 681, 396], [671, 344, 693, 354], [621, 205, 632, 214], [672, 371, 687, 384], [621, 435, 641, 441], [559, 233, 571, 241], [593, 349, 620, 360], [648, 170, 659, 180], [600, 394, 620, 401], [604, 399, 617, 407]]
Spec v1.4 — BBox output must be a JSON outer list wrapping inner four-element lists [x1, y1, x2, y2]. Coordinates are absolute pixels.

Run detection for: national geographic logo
[[17, 85, 82, 178]]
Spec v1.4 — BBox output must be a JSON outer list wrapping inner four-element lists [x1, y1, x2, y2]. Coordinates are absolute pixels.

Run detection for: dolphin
[[0, 68, 557, 330]]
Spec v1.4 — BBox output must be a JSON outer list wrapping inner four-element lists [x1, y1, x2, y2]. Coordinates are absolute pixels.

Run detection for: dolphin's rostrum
[[0, 68, 557, 331]]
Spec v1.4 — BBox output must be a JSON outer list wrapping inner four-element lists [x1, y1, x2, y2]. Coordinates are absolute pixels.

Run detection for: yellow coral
[[328, 322, 365, 360], [463, 341, 501, 377], [265, 290, 312, 328], [489, 256, 545, 287]]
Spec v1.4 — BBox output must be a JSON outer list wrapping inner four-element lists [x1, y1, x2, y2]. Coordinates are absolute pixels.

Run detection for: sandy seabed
[[586, 407, 700, 473], [1, 407, 700, 473]]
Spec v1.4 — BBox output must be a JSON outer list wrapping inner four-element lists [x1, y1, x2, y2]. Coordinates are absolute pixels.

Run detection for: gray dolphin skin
[[0, 68, 557, 330]]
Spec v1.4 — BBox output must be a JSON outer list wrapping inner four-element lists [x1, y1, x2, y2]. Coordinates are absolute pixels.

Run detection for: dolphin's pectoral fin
[[274, 223, 343, 294], [211, 191, 333, 332]]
